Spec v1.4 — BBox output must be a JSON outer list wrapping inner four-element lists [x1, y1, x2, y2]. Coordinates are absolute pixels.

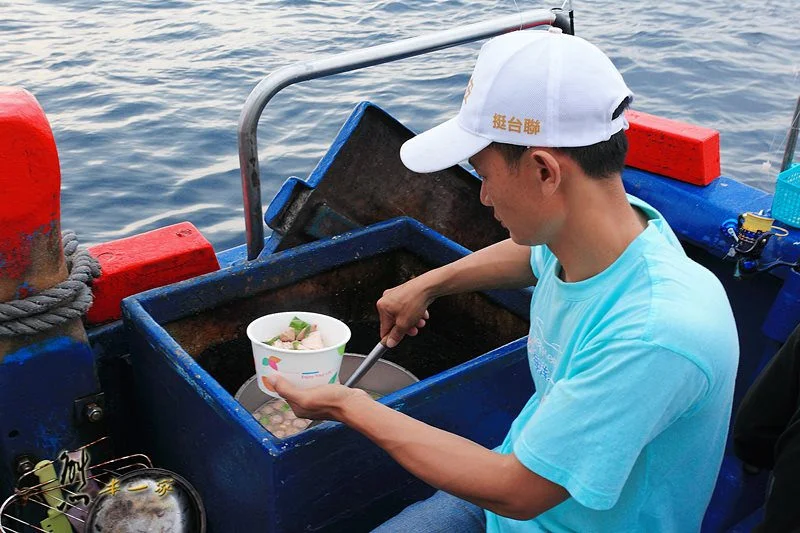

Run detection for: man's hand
[[377, 277, 433, 348], [376, 239, 535, 349], [272, 375, 372, 421]]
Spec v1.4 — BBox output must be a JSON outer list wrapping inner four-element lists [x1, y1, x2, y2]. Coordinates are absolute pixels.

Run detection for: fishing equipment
[[771, 95, 800, 227], [722, 212, 793, 279], [722, 97, 800, 278]]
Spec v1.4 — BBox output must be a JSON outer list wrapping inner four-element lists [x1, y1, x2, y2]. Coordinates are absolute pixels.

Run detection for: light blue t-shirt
[[485, 196, 739, 533]]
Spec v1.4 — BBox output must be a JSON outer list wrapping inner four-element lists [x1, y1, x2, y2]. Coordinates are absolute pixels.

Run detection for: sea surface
[[2, 0, 799, 251]]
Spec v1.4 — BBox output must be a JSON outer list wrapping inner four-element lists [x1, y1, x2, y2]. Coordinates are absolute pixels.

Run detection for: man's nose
[[479, 182, 491, 206]]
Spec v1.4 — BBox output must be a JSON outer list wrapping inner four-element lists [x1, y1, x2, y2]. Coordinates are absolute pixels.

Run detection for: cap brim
[[400, 117, 492, 174]]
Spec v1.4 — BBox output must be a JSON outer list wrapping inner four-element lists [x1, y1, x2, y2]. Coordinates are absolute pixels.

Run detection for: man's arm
[[429, 238, 537, 294], [274, 378, 568, 521], [380, 239, 536, 347]]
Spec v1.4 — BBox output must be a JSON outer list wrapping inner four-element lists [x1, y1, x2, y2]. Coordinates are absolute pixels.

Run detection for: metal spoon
[[306, 340, 388, 429], [343, 341, 388, 388]]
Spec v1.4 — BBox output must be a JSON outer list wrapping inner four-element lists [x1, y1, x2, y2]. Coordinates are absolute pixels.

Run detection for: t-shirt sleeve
[[512, 339, 709, 510], [530, 245, 553, 280]]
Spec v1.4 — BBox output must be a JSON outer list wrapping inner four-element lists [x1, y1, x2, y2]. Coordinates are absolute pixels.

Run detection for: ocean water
[[1, 0, 798, 251]]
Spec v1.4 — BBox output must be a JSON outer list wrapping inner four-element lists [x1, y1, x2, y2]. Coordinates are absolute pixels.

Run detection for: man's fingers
[[386, 326, 404, 348], [379, 320, 391, 340], [378, 307, 394, 340], [423, 310, 430, 320], [272, 375, 296, 399], [385, 314, 429, 347], [272, 376, 315, 418]]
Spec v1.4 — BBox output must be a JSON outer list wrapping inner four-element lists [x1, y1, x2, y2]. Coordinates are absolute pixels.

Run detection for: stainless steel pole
[[780, 95, 800, 173], [238, 9, 557, 260]]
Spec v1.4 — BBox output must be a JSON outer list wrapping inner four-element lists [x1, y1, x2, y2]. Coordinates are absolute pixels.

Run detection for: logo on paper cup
[[262, 356, 281, 370]]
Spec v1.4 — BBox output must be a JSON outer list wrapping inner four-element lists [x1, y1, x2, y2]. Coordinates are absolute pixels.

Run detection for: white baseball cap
[[400, 29, 634, 173]]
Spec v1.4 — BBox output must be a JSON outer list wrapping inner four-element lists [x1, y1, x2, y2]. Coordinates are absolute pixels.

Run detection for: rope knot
[[0, 232, 102, 337]]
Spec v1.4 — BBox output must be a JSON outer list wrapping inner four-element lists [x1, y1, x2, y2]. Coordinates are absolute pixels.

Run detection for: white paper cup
[[246, 311, 351, 398]]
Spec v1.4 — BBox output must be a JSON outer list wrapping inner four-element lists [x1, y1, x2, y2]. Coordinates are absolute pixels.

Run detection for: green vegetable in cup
[[265, 316, 326, 350], [289, 317, 311, 333]]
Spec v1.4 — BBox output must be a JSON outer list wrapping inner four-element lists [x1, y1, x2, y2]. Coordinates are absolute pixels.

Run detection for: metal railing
[[238, 8, 568, 260]]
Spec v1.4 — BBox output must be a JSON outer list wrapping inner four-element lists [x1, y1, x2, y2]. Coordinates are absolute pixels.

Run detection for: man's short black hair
[[489, 97, 632, 179]]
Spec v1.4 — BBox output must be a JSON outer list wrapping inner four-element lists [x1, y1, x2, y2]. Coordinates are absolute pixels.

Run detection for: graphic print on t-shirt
[[528, 316, 562, 391]]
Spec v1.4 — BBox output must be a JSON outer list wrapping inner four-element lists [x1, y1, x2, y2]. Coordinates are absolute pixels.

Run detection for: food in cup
[[247, 311, 351, 398], [265, 316, 326, 350]]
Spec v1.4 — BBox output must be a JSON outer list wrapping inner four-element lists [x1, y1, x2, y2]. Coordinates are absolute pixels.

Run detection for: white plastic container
[[246, 311, 351, 398]]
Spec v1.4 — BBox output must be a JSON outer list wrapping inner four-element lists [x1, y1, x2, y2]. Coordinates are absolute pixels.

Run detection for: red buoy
[[0, 90, 103, 468], [0, 87, 78, 357], [0, 88, 64, 297]]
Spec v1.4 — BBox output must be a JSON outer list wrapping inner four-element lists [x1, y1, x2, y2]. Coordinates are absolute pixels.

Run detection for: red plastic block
[[87, 222, 220, 324], [625, 110, 721, 186]]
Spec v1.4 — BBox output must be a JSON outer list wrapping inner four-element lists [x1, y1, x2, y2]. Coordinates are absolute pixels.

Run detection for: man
[[734, 323, 800, 532], [274, 29, 739, 531]]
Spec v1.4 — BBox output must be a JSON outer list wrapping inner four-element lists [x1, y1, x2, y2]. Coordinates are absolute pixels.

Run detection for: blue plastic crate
[[773, 163, 800, 227], [121, 217, 533, 533]]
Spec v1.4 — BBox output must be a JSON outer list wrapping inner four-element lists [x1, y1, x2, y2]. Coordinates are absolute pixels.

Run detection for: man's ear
[[526, 149, 562, 197]]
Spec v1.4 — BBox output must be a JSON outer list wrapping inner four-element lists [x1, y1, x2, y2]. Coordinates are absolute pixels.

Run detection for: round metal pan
[[235, 353, 419, 412]]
